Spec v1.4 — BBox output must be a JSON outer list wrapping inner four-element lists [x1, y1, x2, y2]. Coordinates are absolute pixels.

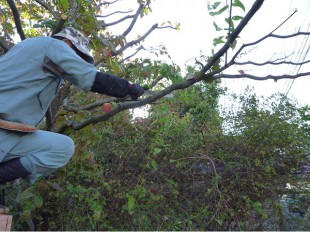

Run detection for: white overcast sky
[[104, 0, 310, 106]]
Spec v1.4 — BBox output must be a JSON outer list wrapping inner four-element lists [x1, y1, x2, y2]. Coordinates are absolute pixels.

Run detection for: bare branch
[[115, 23, 159, 55], [195, 58, 204, 68], [120, 45, 144, 63], [97, 0, 119, 8], [214, 72, 310, 81], [235, 59, 310, 66], [96, 10, 133, 18], [214, 30, 310, 79], [100, 14, 136, 27], [270, 31, 310, 39], [229, 11, 300, 64], [122, 4, 144, 37], [6, 0, 26, 40], [150, 76, 165, 88], [157, 25, 178, 30], [205, 12, 309, 79]]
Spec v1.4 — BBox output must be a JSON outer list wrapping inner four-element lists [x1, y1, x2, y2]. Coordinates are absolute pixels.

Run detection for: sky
[[104, 0, 310, 107]]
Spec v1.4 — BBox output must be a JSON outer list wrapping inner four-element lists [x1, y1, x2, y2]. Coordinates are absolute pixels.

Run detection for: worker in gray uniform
[[0, 27, 144, 212]]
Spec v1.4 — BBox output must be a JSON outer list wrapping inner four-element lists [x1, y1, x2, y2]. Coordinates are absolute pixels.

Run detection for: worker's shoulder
[[20, 36, 64, 48], [25, 36, 60, 44]]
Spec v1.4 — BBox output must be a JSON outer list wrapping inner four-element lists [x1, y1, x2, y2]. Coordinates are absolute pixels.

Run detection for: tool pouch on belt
[[0, 119, 37, 132]]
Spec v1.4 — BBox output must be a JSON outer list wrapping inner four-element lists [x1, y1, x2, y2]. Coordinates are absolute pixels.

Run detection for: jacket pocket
[[37, 78, 61, 112]]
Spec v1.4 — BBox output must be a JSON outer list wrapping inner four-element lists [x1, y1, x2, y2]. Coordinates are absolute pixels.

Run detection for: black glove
[[129, 84, 145, 100]]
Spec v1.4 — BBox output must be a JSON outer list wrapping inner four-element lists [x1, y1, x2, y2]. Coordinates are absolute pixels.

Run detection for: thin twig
[[96, 10, 133, 18], [34, 0, 58, 18]]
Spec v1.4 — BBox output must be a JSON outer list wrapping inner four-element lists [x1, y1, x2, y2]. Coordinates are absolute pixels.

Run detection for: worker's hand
[[129, 83, 145, 100]]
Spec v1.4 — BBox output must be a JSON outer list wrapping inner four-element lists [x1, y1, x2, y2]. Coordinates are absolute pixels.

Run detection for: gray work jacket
[[0, 36, 97, 160]]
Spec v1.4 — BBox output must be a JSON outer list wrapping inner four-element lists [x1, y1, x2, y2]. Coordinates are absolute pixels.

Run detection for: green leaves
[[153, 147, 162, 155], [209, 5, 229, 16], [209, 0, 246, 47], [59, 0, 69, 11], [208, 1, 221, 11], [213, 22, 222, 31], [233, 0, 245, 11], [213, 36, 225, 46], [127, 196, 136, 214]]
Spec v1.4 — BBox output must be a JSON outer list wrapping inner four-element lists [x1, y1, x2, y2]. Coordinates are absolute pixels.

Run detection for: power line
[[285, 22, 310, 96]]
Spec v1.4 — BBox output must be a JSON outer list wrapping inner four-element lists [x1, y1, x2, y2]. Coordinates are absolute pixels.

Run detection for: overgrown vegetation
[[1, 0, 309, 230], [6, 83, 309, 230]]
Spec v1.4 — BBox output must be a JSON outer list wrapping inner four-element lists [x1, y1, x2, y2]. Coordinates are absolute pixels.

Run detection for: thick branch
[[56, 78, 196, 132], [65, 95, 128, 112], [6, 0, 26, 40], [51, 14, 68, 36]]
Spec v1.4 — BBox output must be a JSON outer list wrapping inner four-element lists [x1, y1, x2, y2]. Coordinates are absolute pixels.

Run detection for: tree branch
[[214, 72, 310, 81], [34, 0, 58, 19], [100, 14, 136, 27], [96, 10, 133, 18], [97, 0, 119, 8], [6, 0, 26, 40], [115, 23, 159, 55], [120, 45, 144, 63], [235, 59, 310, 66], [0, 38, 9, 53], [55, 77, 197, 132], [122, 4, 144, 37], [65, 95, 128, 112], [229, 10, 299, 64], [202, 9, 307, 79], [51, 14, 68, 36]]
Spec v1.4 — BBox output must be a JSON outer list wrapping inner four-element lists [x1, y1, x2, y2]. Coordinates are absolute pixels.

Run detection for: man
[[0, 27, 144, 211]]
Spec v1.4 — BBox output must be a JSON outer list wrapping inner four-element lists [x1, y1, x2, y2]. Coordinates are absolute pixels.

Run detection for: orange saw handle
[[0, 119, 37, 132]]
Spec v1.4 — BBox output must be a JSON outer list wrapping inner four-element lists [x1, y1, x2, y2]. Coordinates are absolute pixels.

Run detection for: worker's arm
[[90, 72, 144, 99], [44, 39, 144, 99]]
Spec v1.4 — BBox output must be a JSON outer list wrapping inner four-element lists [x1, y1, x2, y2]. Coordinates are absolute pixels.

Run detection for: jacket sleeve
[[44, 39, 97, 91], [90, 71, 132, 98]]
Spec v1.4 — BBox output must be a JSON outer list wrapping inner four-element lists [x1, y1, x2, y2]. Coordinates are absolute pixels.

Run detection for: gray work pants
[[2, 130, 75, 184]]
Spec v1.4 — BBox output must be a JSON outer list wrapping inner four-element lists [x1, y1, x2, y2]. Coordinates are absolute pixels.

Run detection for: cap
[[54, 27, 94, 64]]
